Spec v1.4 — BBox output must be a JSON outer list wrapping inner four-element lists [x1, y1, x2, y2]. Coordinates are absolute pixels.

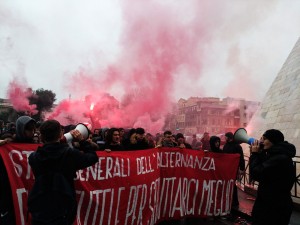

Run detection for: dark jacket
[[223, 141, 245, 171], [128, 139, 150, 150], [99, 143, 124, 151], [182, 142, 192, 149], [250, 141, 296, 225], [209, 136, 222, 153], [28, 141, 98, 224], [0, 116, 36, 225]]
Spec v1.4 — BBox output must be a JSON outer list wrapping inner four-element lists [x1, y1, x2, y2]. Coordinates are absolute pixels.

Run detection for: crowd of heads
[[1, 116, 287, 152], [0, 116, 234, 152], [0, 117, 207, 151]]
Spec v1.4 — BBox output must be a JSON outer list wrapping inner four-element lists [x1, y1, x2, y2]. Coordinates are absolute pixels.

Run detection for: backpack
[[28, 160, 77, 225]]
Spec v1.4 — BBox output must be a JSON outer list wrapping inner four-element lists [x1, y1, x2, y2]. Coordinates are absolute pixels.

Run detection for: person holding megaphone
[[27, 119, 99, 225], [249, 129, 296, 225], [61, 123, 99, 150]]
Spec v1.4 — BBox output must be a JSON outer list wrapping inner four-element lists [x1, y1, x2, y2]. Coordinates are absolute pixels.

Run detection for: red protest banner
[[0, 144, 239, 225]]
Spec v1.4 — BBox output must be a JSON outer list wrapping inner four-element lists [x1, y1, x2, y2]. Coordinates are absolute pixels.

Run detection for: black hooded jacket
[[223, 141, 245, 171], [0, 116, 36, 224], [209, 136, 222, 153], [29, 142, 98, 185], [28, 141, 98, 223], [249, 141, 296, 224]]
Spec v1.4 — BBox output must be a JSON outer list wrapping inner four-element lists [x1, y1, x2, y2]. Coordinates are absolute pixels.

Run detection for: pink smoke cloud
[[45, 1, 279, 133], [7, 79, 37, 115], [49, 0, 207, 133]]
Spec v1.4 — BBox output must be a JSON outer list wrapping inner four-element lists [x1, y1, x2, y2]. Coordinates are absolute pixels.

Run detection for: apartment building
[[166, 97, 260, 136]]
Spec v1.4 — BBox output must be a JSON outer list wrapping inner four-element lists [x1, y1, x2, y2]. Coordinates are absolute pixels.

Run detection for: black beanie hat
[[136, 127, 145, 135], [225, 132, 234, 139], [175, 133, 184, 140], [263, 129, 284, 144]]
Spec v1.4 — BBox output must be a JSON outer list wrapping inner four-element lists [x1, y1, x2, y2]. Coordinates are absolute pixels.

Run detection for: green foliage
[[29, 89, 56, 121]]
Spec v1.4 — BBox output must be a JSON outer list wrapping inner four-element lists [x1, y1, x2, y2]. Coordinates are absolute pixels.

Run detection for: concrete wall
[[247, 37, 300, 203]]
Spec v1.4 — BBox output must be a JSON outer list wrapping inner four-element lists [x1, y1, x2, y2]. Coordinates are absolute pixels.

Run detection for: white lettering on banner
[[76, 187, 125, 225], [76, 190, 85, 224], [161, 177, 176, 217], [16, 188, 27, 225], [148, 178, 160, 225], [188, 178, 199, 215], [136, 156, 154, 175], [114, 187, 125, 225], [9, 150, 34, 179], [146, 177, 234, 219], [146, 177, 199, 225], [124, 184, 148, 225], [157, 152, 215, 171], [157, 177, 197, 218], [75, 157, 130, 181], [170, 178, 199, 217], [14, 180, 234, 225], [7, 147, 239, 225], [198, 179, 234, 216]]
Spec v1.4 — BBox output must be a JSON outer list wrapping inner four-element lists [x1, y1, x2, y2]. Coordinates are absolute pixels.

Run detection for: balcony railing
[[238, 155, 300, 199]]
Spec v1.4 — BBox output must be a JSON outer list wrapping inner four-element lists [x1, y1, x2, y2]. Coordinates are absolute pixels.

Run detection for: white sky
[[1, 0, 300, 103]]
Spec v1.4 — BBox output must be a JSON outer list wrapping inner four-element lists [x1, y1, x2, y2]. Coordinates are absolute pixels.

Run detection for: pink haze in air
[[45, 0, 206, 133], [7, 80, 37, 115], [6, 1, 275, 133]]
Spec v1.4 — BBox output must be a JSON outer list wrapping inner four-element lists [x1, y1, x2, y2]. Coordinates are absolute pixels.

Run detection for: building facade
[[166, 97, 260, 136], [0, 98, 17, 122]]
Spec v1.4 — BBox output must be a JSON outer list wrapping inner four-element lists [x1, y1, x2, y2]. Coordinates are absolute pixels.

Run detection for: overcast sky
[[1, 0, 300, 104]]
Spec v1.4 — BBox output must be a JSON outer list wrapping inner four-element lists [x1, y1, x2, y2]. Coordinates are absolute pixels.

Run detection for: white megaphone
[[233, 128, 256, 145], [64, 123, 90, 143]]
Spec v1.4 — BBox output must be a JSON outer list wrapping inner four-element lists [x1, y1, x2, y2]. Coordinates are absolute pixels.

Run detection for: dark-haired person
[[0, 116, 37, 225], [4, 122, 16, 137], [250, 129, 296, 225], [119, 127, 125, 143], [27, 119, 98, 225], [209, 136, 222, 153], [127, 127, 150, 150], [223, 132, 245, 210], [201, 132, 211, 151], [146, 133, 155, 148], [122, 128, 136, 150], [159, 130, 176, 147], [175, 133, 192, 149], [99, 128, 124, 151]]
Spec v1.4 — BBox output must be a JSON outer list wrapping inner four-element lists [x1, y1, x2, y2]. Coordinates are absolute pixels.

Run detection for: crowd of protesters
[[1, 119, 217, 152], [0, 117, 297, 225], [0, 119, 214, 151], [0, 120, 196, 151]]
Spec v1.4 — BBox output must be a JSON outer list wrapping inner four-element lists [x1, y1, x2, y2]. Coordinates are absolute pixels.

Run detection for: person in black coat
[[127, 128, 150, 150], [209, 136, 222, 153], [28, 120, 98, 225], [223, 132, 245, 209], [250, 129, 296, 225], [99, 128, 124, 151], [175, 133, 192, 149], [0, 116, 36, 225]]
